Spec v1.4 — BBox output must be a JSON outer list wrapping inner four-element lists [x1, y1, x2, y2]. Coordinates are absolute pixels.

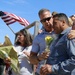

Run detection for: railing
[[25, 21, 40, 37]]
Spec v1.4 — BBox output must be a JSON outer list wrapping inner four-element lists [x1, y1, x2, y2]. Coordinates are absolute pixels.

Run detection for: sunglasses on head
[[40, 17, 52, 23]]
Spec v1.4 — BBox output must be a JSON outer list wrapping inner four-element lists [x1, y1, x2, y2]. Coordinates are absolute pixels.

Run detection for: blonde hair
[[52, 11, 58, 16], [68, 18, 73, 26]]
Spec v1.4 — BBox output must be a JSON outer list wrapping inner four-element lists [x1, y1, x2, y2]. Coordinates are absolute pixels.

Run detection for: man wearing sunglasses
[[30, 8, 57, 75], [38, 11, 58, 34]]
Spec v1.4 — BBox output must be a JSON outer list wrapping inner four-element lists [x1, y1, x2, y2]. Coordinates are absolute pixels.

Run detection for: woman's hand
[[4, 57, 11, 65], [23, 51, 30, 57]]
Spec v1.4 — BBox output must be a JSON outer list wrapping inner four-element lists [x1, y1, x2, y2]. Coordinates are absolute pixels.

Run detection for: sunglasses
[[40, 17, 52, 23]]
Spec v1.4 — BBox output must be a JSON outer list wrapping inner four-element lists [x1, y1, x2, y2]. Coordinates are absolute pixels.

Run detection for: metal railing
[[25, 21, 40, 37]]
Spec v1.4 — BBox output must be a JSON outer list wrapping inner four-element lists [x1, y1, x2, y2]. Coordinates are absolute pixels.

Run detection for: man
[[38, 11, 58, 34], [29, 8, 57, 75], [40, 13, 75, 75]]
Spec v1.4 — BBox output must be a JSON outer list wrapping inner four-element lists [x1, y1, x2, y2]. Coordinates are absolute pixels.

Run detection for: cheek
[[21, 36, 25, 41], [53, 26, 59, 33], [50, 18, 53, 24], [53, 25, 58, 29], [23, 37, 25, 41]]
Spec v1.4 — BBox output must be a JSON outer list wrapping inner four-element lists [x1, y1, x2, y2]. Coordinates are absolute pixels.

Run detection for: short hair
[[53, 13, 69, 25], [38, 8, 50, 17]]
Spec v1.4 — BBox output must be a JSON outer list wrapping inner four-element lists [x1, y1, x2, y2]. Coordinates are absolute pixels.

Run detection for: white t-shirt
[[12, 45, 33, 75]]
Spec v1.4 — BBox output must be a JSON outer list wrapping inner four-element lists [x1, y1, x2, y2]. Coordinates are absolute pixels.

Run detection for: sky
[[0, 0, 75, 44]]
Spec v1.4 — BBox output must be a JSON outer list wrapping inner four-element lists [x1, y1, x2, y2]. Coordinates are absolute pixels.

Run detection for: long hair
[[14, 29, 33, 47]]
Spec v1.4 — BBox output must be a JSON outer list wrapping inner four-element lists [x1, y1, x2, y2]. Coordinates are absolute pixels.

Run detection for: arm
[[29, 37, 40, 65], [29, 51, 50, 65], [29, 51, 40, 65], [67, 22, 75, 39]]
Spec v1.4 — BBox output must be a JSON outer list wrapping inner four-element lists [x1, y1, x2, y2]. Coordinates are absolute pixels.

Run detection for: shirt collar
[[42, 30, 55, 35], [60, 27, 72, 35], [58, 27, 72, 39]]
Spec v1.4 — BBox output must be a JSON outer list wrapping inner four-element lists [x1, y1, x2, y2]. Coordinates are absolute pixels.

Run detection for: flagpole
[[7, 25, 15, 35]]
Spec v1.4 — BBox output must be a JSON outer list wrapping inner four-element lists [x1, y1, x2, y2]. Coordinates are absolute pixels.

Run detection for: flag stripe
[[3, 18, 14, 22], [8, 13, 30, 26], [11, 14, 29, 26], [2, 17, 13, 21], [0, 11, 30, 26], [2, 16, 10, 19], [6, 20, 16, 25], [5, 19, 16, 25]]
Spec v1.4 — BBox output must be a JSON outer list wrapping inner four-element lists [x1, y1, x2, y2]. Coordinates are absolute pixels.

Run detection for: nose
[[17, 34, 20, 37], [45, 20, 49, 23]]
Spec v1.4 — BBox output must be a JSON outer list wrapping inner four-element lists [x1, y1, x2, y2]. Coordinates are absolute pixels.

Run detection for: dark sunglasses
[[40, 17, 52, 23]]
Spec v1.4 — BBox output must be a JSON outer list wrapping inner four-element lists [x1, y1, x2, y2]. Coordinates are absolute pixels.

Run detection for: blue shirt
[[31, 30, 57, 74], [47, 27, 75, 75]]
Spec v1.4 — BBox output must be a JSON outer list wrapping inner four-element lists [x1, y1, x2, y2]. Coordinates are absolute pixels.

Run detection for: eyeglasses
[[40, 17, 52, 23]]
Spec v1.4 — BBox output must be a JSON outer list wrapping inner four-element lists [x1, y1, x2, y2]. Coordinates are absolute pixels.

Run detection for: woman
[[68, 15, 75, 39], [12, 29, 33, 75]]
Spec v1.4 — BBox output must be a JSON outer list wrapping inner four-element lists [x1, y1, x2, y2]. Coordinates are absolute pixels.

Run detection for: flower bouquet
[[0, 35, 20, 73]]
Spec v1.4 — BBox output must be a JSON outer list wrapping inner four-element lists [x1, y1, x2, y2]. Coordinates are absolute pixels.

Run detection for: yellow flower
[[45, 36, 53, 46], [43, 36, 54, 64], [45, 36, 54, 52]]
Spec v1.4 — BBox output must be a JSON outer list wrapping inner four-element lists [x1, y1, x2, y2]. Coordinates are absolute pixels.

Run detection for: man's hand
[[68, 30, 75, 39], [38, 51, 50, 61], [29, 51, 50, 65], [40, 64, 52, 75]]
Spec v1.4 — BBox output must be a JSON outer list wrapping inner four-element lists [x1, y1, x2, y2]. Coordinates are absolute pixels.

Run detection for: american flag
[[0, 11, 30, 26]]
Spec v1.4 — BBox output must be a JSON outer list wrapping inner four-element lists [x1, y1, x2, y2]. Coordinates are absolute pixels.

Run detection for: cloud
[[3, 0, 29, 5]]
